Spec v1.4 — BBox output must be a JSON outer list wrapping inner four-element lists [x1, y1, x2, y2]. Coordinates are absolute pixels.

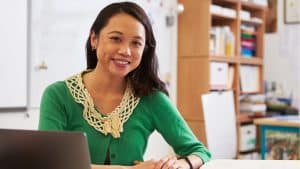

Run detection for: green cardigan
[[39, 81, 211, 165]]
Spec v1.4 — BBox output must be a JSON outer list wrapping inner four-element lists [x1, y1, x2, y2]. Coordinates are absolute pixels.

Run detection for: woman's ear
[[90, 31, 98, 50]]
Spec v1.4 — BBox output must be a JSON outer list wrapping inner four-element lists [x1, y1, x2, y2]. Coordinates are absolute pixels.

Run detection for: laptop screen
[[0, 129, 91, 169]]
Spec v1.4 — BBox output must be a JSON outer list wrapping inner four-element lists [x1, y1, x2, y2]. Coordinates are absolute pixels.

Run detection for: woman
[[39, 2, 211, 169]]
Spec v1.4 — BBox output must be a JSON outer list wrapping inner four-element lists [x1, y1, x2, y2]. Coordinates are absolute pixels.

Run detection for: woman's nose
[[118, 44, 131, 56]]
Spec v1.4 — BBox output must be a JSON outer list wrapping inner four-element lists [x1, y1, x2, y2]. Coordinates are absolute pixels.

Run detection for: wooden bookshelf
[[239, 57, 263, 65], [209, 55, 237, 63], [241, 1, 267, 11], [241, 19, 263, 25], [212, 13, 237, 20], [177, 0, 266, 158]]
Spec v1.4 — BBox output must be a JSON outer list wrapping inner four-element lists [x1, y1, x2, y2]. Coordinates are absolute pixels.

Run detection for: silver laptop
[[0, 129, 91, 169]]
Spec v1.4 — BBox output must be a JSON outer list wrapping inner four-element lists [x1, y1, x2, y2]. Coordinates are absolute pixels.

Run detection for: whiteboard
[[201, 91, 237, 159], [29, 0, 177, 107], [0, 0, 27, 108]]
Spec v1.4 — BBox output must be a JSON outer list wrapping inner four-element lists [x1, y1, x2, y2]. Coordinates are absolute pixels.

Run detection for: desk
[[201, 160, 300, 169], [254, 116, 300, 160]]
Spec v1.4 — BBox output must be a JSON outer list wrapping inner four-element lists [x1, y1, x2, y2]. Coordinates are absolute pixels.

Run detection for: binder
[[210, 62, 228, 90], [240, 65, 260, 93]]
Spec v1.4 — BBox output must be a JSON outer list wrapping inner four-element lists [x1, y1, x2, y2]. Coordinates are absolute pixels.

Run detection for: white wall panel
[[0, 0, 27, 107]]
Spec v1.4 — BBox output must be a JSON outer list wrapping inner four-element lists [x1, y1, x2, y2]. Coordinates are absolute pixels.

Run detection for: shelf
[[238, 114, 254, 123], [239, 57, 263, 65], [238, 113, 266, 124], [213, 0, 239, 5], [241, 30, 258, 35], [210, 88, 236, 92], [212, 13, 236, 21], [239, 148, 259, 154], [213, 0, 239, 6], [241, 19, 263, 26], [241, 1, 267, 11], [210, 55, 238, 63], [240, 91, 262, 95]]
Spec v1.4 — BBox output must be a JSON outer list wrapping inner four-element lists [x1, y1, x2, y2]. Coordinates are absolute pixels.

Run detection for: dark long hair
[[85, 2, 168, 96]]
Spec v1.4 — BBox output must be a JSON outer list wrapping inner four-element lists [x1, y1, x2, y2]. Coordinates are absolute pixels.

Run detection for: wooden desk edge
[[254, 118, 300, 128]]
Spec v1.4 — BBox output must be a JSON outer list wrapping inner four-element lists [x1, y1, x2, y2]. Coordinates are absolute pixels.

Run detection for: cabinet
[[177, 0, 266, 157], [254, 116, 300, 160]]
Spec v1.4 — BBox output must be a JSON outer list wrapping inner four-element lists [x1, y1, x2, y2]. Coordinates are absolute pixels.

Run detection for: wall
[[264, 0, 300, 108], [0, 0, 178, 160], [28, 0, 178, 108]]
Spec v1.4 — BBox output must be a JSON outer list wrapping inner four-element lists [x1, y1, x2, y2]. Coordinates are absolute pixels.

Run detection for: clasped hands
[[133, 155, 190, 169]]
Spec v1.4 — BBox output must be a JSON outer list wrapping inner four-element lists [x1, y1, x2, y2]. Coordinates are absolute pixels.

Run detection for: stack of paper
[[240, 103, 267, 112], [240, 94, 267, 114]]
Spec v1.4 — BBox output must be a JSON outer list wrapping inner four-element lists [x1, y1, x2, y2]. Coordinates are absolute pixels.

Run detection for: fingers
[[154, 156, 178, 169], [161, 157, 177, 169], [154, 156, 169, 169], [134, 156, 182, 169], [133, 160, 142, 165]]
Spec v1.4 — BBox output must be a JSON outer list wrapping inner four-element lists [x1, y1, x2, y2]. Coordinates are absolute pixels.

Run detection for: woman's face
[[91, 13, 146, 78]]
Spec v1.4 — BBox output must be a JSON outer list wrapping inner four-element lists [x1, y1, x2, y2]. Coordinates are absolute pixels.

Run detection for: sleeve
[[150, 92, 211, 163], [38, 83, 68, 131]]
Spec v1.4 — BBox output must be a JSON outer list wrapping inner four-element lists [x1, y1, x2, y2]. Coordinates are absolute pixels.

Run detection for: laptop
[[0, 129, 91, 169]]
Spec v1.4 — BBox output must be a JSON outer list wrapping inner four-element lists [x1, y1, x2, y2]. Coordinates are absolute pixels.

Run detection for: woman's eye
[[110, 36, 121, 42], [132, 41, 143, 48]]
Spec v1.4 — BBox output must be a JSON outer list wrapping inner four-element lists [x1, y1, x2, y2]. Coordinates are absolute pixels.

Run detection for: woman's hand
[[90, 159, 157, 169], [91, 155, 202, 169], [132, 159, 158, 169], [154, 156, 190, 169]]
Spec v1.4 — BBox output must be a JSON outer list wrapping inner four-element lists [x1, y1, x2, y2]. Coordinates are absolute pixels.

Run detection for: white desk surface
[[201, 160, 300, 169]]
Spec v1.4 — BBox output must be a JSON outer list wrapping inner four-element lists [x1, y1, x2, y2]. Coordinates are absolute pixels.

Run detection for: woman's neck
[[84, 68, 127, 96]]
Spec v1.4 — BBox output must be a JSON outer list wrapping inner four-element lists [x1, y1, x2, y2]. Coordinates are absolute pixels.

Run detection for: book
[[210, 26, 235, 56], [226, 66, 235, 89], [240, 103, 267, 112], [240, 65, 260, 92]]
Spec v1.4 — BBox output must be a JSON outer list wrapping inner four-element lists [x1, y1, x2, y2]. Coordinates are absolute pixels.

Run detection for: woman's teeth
[[115, 60, 129, 65]]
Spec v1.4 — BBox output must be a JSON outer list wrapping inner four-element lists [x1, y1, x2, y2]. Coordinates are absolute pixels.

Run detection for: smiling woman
[[39, 2, 211, 169], [90, 13, 145, 79]]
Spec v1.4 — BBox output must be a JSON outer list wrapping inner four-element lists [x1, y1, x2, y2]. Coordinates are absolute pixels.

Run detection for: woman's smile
[[111, 58, 131, 68]]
